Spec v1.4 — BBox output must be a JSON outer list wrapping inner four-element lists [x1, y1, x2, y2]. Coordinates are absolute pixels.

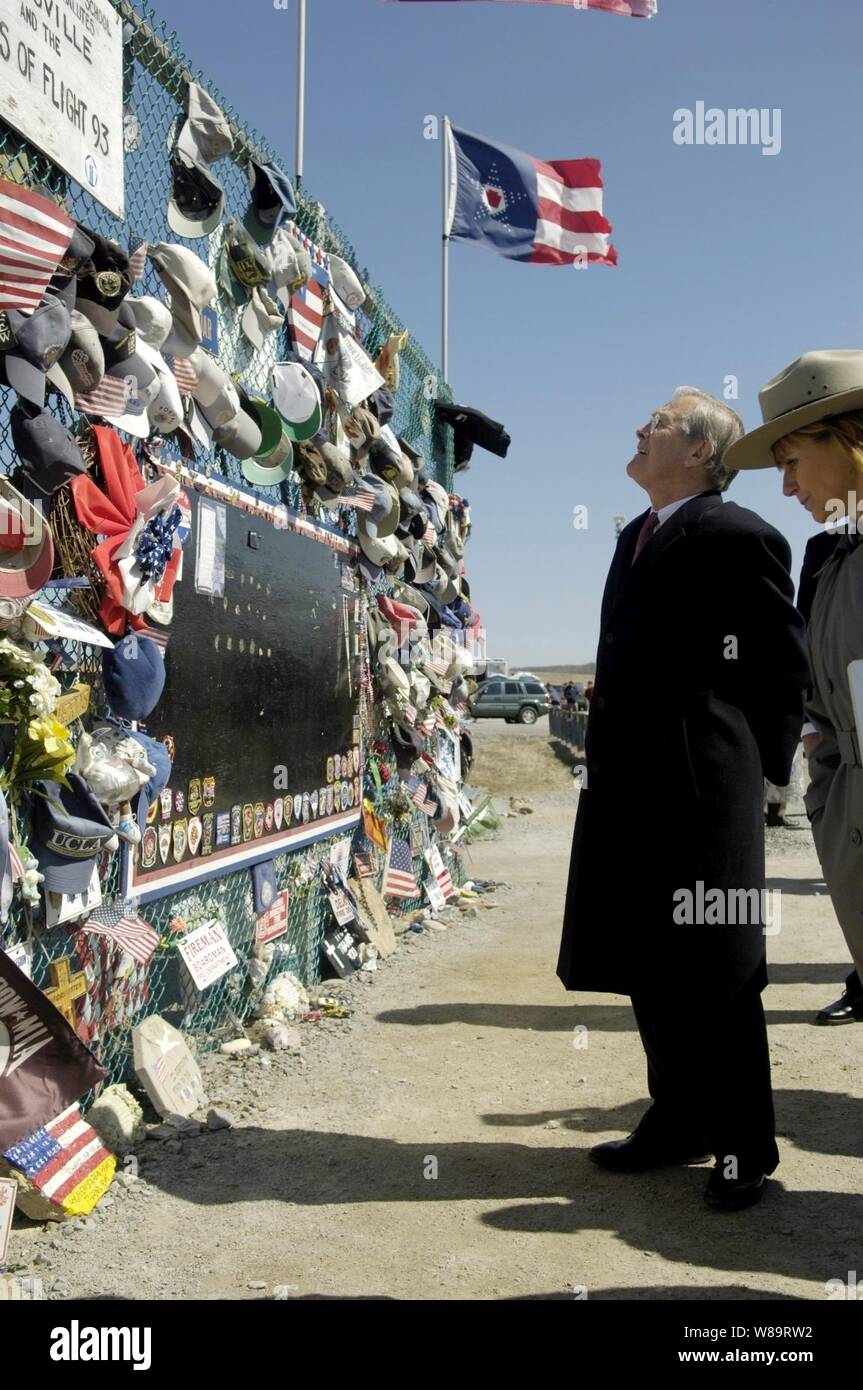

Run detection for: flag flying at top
[[446, 125, 616, 266], [388, 1, 656, 16]]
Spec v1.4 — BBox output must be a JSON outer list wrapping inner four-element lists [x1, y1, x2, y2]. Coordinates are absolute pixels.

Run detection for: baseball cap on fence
[[76, 231, 133, 334], [0, 474, 54, 597], [356, 473, 399, 541], [126, 296, 173, 350], [145, 352, 185, 436], [48, 222, 96, 306], [187, 346, 241, 428], [212, 405, 263, 461], [398, 436, 424, 476], [272, 360, 322, 441], [32, 772, 117, 894], [11, 402, 86, 502], [149, 243, 217, 345], [343, 405, 380, 456], [130, 726, 173, 832], [404, 538, 436, 586], [97, 305, 160, 437], [267, 228, 309, 291], [221, 220, 272, 297], [0, 297, 71, 408], [241, 285, 283, 351], [167, 151, 225, 240], [241, 421, 294, 486], [327, 254, 365, 311], [367, 385, 394, 426], [46, 310, 105, 404], [102, 633, 166, 722], [245, 159, 297, 244], [175, 81, 233, 164]]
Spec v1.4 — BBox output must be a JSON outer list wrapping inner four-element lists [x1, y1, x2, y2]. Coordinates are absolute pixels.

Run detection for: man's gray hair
[[672, 386, 744, 491]]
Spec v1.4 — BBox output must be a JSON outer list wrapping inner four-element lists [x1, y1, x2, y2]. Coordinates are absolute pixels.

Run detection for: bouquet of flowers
[[0, 640, 75, 795]]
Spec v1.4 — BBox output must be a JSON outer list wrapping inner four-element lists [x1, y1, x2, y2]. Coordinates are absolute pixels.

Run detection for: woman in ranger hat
[[726, 351, 863, 1014]]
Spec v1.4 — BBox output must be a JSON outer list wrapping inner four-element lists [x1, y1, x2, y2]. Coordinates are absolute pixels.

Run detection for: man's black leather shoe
[[704, 1167, 766, 1210], [589, 1133, 712, 1173], [815, 990, 863, 1025]]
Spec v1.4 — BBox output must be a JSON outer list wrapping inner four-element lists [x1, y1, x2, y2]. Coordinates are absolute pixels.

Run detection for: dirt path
[[10, 722, 862, 1301]]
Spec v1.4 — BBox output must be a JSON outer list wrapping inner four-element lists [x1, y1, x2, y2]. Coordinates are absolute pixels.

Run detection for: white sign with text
[[0, 0, 124, 216]]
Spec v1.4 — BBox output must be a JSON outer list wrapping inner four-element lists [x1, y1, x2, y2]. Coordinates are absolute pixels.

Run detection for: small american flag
[[425, 648, 450, 677], [426, 844, 456, 900], [406, 777, 432, 812], [0, 181, 74, 311], [139, 622, 170, 651], [76, 374, 131, 417], [3, 1104, 114, 1210], [128, 234, 149, 282], [164, 353, 199, 395], [80, 905, 159, 965], [338, 483, 375, 513], [383, 836, 418, 899], [353, 851, 375, 878], [402, 703, 417, 726], [422, 523, 436, 546], [287, 273, 325, 360]]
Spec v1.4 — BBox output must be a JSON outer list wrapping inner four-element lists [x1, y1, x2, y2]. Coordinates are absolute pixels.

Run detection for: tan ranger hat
[[727, 350, 863, 471]]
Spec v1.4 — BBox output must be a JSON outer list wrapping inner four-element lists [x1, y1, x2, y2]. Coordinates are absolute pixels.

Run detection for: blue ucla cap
[[32, 773, 116, 894]]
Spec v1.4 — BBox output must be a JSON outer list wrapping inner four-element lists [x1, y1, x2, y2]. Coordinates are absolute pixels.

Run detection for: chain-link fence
[[0, 0, 463, 1094]]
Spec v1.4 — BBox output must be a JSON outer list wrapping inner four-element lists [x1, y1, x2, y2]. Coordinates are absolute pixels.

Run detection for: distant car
[[472, 677, 551, 725]]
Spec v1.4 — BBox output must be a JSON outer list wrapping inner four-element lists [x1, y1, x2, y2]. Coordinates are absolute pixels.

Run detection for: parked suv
[[472, 677, 551, 725]]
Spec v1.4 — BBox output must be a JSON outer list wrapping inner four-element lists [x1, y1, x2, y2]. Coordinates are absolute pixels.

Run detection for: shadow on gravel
[[374, 1001, 635, 1032]]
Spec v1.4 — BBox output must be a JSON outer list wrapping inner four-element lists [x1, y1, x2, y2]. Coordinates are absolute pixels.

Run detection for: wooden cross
[[44, 957, 88, 1030]]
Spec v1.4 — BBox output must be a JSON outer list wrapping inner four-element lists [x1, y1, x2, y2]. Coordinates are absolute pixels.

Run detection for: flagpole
[[296, 0, 307, 190], [442, 114, 450, 383]]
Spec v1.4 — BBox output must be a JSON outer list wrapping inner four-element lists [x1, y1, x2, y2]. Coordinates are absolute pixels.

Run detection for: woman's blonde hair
[[777, 409, 863, 479]]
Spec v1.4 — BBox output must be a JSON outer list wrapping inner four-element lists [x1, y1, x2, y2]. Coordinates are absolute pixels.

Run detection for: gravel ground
[[5, 721, 861, 1301]]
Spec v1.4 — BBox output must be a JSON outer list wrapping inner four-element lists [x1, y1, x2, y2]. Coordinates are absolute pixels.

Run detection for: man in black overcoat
[[557, 387, 809, 1210]]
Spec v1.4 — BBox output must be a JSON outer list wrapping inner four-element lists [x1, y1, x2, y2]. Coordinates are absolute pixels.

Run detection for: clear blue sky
[[155, 0, 862, 665]]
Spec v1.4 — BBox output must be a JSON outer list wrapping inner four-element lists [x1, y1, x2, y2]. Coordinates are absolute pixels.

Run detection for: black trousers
[[629, 979, 780, 1175]]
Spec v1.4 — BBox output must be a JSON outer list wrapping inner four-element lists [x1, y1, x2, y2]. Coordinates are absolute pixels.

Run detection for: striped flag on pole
[[383, 836, 418, 899], [386, 1, 656, 14], [0, 182, 74, 311], [79, 908, 159, 966], [447, 125, 616, 267]]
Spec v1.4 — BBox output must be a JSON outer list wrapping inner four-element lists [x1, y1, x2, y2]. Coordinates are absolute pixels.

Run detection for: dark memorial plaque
[[125, 491, 362, 902]]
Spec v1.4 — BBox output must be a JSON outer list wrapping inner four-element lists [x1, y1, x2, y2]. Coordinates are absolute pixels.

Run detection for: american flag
[[287, 272, 325, 360], [383, 836, 418, 899], [342, 482, 376, 512], [422, 522, 436, 545], [426, 844, 456, 899], [406, 777, 433, 812], [425, 645, 450, 677], [128, 234, 149, 282], [387, 1, 656, 14], [2, 1104, 114, 1212], [0, 181, 74, 311], [139, 622, 171, 651], [164, 353, 199, 395], [353, 851, 375, 878], [76, 374, 131, 418], [80, 906, 159, 965]]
